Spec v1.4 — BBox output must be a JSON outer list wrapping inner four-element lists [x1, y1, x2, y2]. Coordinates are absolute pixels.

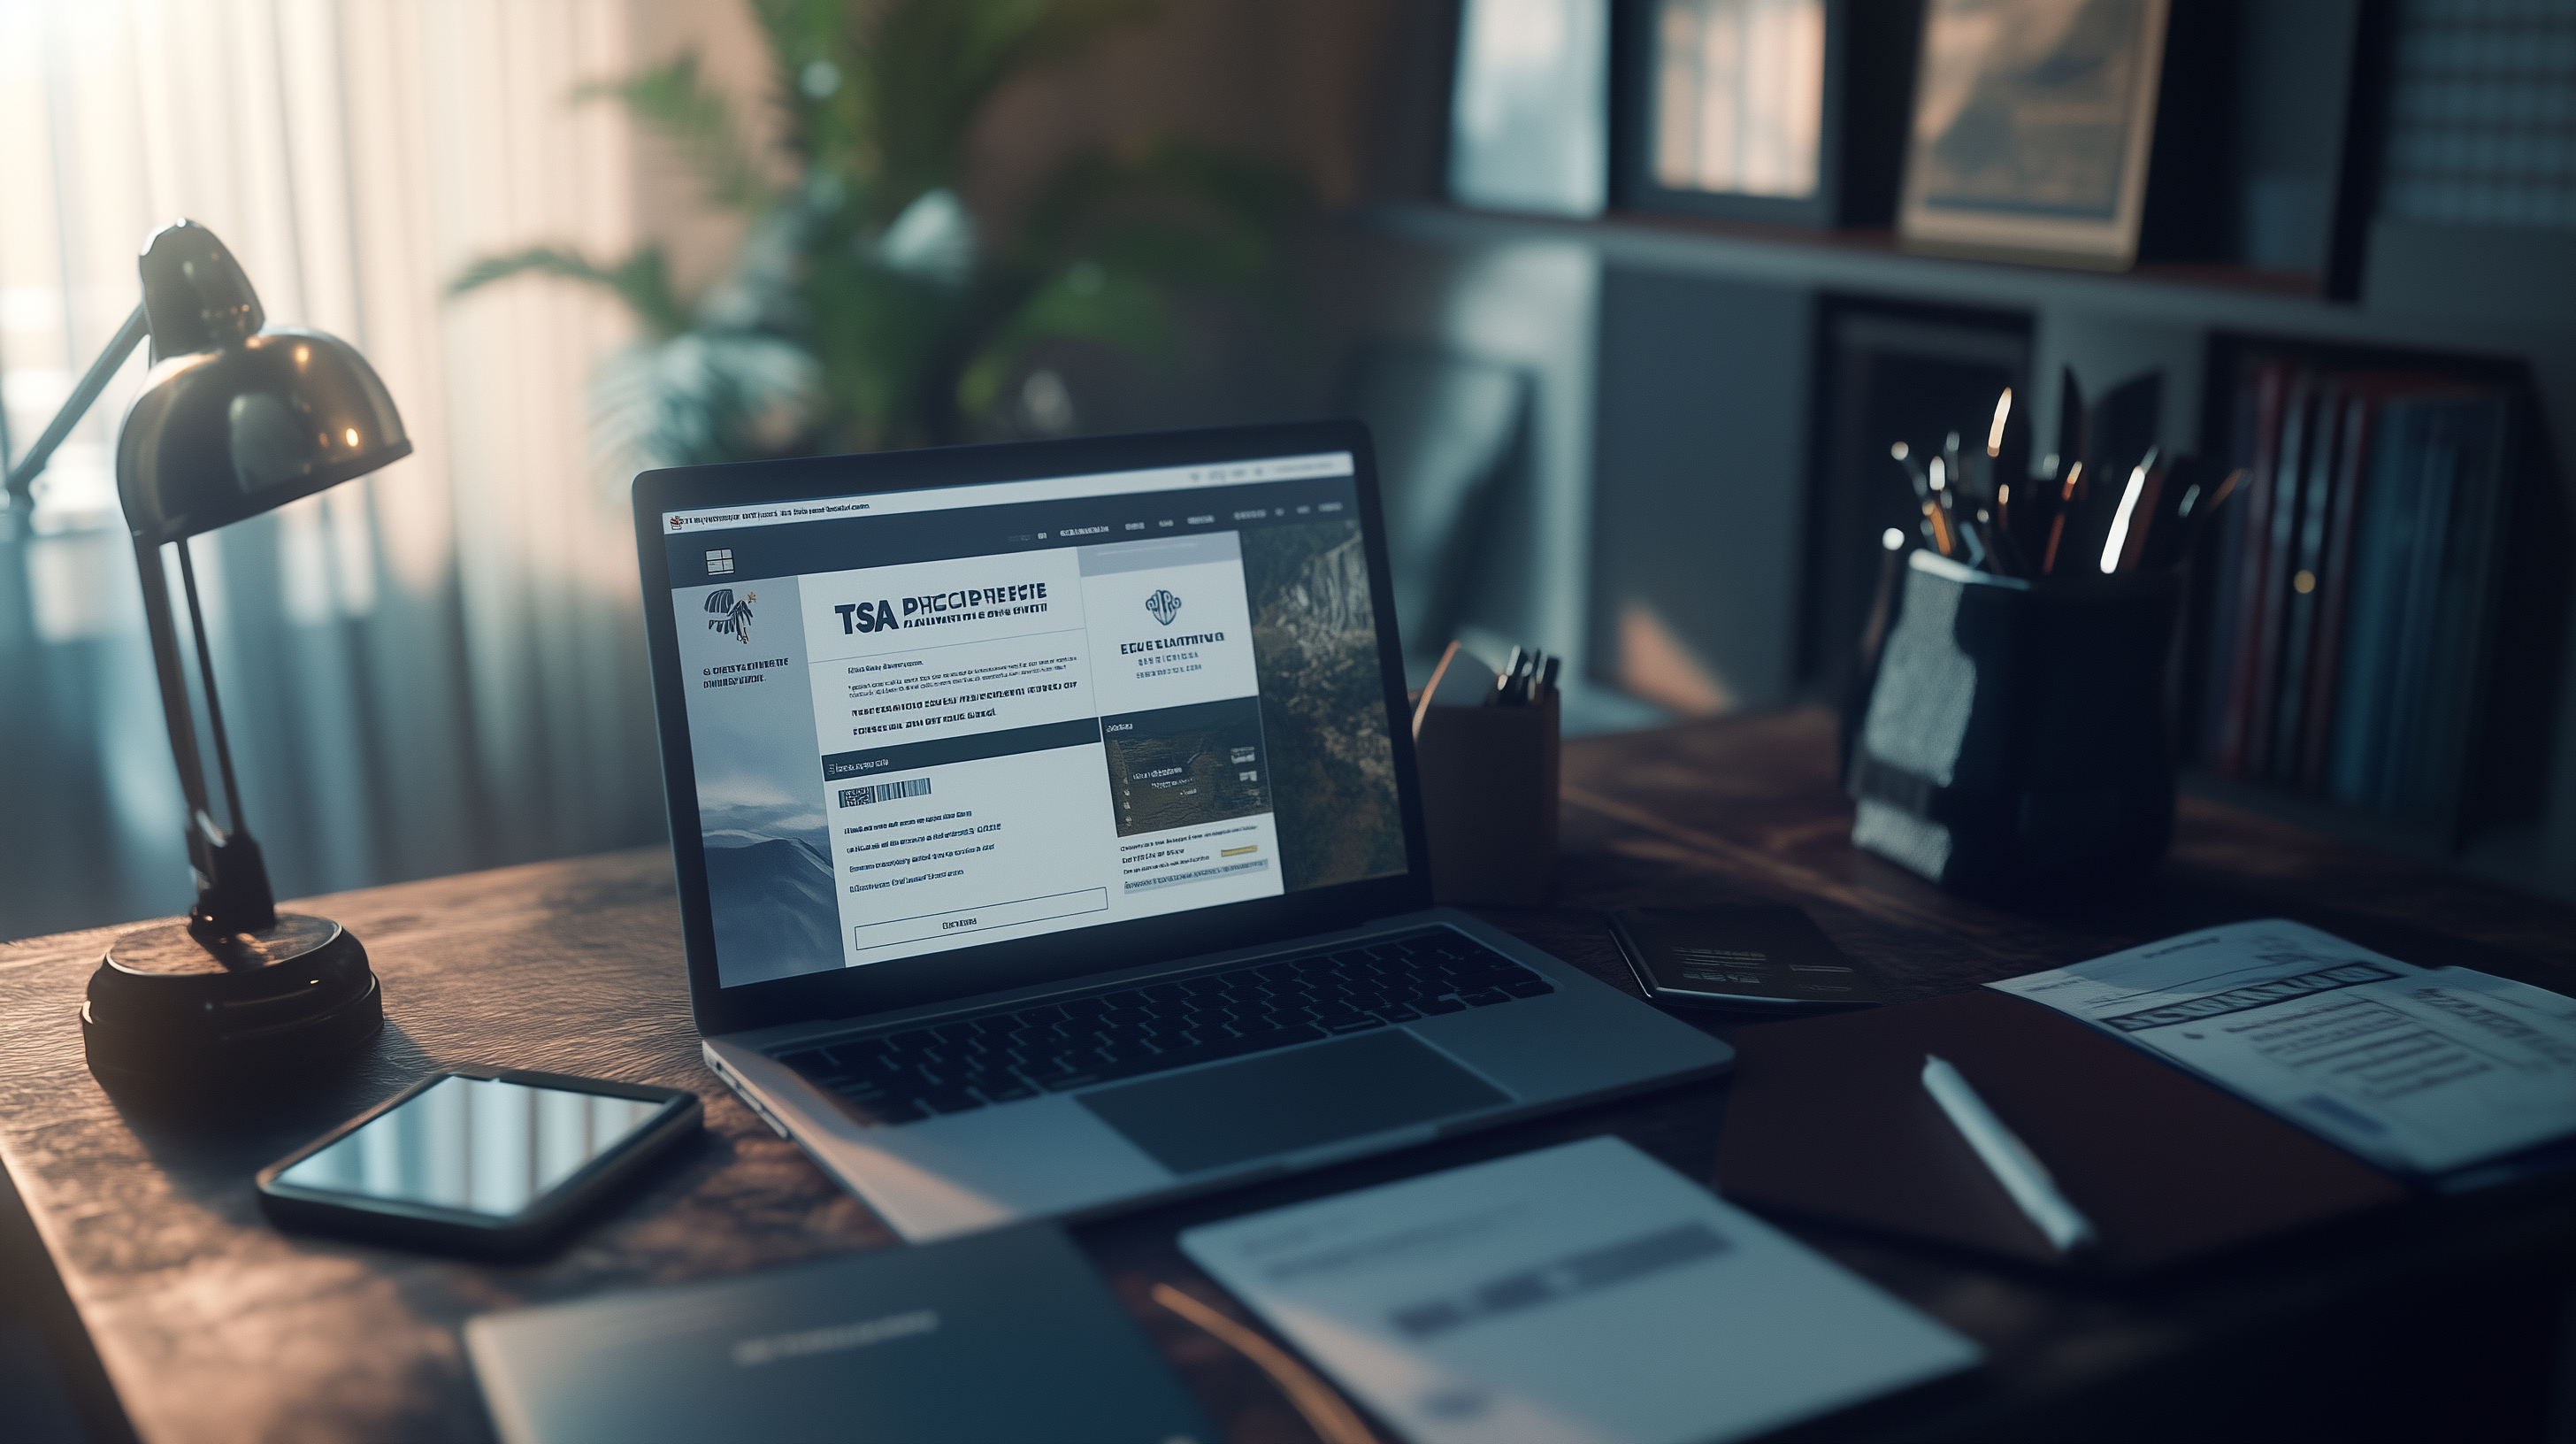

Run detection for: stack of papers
[[1180, 1135, 1977, 1444], [1990, 918, 2576, 1178]]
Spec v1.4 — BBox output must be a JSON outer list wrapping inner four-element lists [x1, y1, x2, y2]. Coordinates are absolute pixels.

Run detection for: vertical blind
[[0, 0, 666, 941]]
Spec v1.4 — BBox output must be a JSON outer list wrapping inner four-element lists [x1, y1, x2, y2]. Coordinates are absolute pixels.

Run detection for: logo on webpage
[[704, 548, 734, 575], [1145, 588, 1183, 626], [705, 588, 756, 645]]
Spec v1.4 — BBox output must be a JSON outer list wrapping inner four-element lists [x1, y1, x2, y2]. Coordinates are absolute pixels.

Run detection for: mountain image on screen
[[701, 799, 839, 982], [1102, 696, 1273, 837], [1241, 521, 1406, 890]]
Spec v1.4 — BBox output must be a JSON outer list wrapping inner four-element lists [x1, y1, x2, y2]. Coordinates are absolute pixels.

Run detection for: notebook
[[1715, 988, 2410, 1273]]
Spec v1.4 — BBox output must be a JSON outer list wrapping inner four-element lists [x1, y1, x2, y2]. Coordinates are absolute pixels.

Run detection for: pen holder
[[1849, 550, 2181, 894], [1415, 693, 1560, 907]]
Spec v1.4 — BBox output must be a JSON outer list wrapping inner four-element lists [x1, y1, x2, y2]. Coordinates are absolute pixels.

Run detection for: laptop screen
[[659, 449, 1409, 988]]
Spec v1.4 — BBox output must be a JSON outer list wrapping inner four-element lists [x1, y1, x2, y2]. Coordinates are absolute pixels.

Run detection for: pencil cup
[[1414, 694, 1560, 906], [1850, 550, 2181, 893]]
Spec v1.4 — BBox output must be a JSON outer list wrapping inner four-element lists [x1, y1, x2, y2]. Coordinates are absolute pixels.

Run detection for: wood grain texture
[[4, 707, 2572, 1443]]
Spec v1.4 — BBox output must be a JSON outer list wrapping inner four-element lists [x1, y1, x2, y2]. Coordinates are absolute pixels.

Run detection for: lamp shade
[[116, 222, 410, 544]]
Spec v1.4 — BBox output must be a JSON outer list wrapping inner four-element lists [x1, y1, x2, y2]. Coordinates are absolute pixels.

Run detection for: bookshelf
[[1345, 200, 2576, 902], [1360, 203, 2576, 367]]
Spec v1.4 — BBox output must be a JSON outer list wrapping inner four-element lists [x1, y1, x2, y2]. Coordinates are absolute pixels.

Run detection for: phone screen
[[275, 1075, 671, 1218]]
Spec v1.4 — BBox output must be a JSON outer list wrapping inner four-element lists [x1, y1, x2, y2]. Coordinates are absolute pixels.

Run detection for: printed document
[[1990, 918, 2576, 1175], [1178, 1135, 1978, 1444]]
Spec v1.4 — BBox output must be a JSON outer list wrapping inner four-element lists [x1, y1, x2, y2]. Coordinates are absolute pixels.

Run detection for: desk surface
[[5, 707, 2574, 1444]]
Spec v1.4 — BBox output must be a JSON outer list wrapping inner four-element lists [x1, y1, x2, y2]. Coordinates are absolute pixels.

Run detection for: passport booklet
[[1610, 905, 1885, 1009], [467, 1224, 1213, 1444]]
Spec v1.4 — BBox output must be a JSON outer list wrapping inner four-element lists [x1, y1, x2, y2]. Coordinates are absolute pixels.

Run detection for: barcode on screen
[[838, 777, 932, 808]]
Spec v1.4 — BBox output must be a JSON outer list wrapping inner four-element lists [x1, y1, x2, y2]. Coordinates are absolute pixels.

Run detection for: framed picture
[[1896, 0, 2171, 269], [1449, 0, 1612, 218], [1614, 0, 1922, 228], [1619, 0, 1841, 226]]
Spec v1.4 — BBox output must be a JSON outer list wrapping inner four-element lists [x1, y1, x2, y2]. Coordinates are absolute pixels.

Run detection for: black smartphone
[[256, 1068, 702, 1257]]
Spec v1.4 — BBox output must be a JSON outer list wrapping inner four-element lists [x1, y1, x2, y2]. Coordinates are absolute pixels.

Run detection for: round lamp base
[[83, 914, 382, 1081]]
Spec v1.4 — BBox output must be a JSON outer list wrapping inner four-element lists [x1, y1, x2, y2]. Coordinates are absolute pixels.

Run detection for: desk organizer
[[1850, 550, 2180, 892], [1415, 693, 1560, 906]]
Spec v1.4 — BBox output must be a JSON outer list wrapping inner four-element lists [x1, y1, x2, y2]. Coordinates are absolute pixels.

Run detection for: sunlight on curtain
[[0, 0, 663, 941]]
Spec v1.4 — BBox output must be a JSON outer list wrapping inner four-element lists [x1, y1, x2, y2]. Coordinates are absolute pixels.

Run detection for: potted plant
[[456, 0, 1304, 469]]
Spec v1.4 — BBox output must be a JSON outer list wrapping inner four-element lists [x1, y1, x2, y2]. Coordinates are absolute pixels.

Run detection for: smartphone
[[256, 1069, 702, 1257]]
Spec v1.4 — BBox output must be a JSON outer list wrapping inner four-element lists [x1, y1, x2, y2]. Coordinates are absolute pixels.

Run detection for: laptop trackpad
[[1075, 1031, 1511, 1176]]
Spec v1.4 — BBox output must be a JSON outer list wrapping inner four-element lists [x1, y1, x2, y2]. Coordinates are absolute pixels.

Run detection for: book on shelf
[[2197, 354, 2518, 841], [2266, 371, 2339, 786], [2296, 388, 2373, 793], [2204, 358, 2288, 780]]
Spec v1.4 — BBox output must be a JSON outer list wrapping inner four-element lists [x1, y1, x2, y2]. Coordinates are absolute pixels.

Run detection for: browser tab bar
[[662, 450, 1354, 534]]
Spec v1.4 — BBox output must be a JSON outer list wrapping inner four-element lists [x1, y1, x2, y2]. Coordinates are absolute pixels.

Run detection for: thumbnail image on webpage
[[669, 466, 1406, 987]]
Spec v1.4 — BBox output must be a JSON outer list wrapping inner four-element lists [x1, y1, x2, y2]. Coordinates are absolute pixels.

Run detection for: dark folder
[[467, 1224, 1215, 1444], [1714, 989, 2410, 1274]]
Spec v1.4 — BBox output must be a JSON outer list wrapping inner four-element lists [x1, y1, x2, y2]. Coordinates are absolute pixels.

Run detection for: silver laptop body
[[634, 421, 1731, 1242]]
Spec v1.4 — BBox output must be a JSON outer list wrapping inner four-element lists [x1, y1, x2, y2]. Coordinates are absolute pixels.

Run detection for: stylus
[[1921, 1054, 2098, 1256]]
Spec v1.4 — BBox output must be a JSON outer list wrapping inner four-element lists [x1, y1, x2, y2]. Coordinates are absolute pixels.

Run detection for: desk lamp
[[4, 221, 410, 1082]]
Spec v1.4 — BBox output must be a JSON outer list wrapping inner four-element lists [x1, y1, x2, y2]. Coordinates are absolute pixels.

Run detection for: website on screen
[[664, 453, 1408, 987]]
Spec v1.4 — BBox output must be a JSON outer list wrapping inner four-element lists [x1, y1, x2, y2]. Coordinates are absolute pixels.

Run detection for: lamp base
[[82, 914, 382, 1081]]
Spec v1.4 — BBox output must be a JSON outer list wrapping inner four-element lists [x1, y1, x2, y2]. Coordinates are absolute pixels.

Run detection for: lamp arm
[[7, 296, 284, 934], [134, 527, 279, 935], [4, 303, 149, 518]]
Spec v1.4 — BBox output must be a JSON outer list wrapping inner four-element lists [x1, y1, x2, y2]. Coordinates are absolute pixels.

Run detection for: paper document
[[1989, 919, 2576, 1175], [1178, 1135, 1978, 1444]]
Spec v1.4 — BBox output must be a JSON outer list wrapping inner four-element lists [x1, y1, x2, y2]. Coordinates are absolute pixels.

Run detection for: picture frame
[[1449, 0, 1613, 218], [1614, 0, 1923, 228], [1616, 0, 1847, 227], [1896, 0, 2172, 270]]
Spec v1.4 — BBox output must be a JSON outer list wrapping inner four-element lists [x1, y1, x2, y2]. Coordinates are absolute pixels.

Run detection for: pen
[[1976, 504, 2027, 576], [1956, 508, 1988, 570], [1927, 457, 1959, 558], [2199, 465, 2249, 518], [1890, 442, 1957, 557], [1488, 646, 1548, 706], [2098, 446, 2158, 575], [1921, 1054, 2097, 1256], [2040, 461, 2081, 575], [1412, 639, 1463, 741]]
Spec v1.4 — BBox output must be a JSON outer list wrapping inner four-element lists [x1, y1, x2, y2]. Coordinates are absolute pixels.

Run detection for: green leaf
[[1004, 136, 1306, 295], [447, 246, 691, 340], [752, 0, 875, 184], [855, 0, 1164, 213], [576, 55, 774, 213], [957, 265, 1180, 418], [801, 256, 975, 449]]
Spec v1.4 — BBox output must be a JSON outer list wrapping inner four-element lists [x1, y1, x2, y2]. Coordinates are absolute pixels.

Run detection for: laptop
[[633, 419, 1732, 1241]]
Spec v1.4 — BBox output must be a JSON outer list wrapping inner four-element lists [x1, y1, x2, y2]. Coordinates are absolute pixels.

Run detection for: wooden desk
[[5, 708, 2573, 1443]]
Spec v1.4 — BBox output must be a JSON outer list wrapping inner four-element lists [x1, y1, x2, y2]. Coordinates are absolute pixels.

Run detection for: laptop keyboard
[[769, 928, 1553, 1126]]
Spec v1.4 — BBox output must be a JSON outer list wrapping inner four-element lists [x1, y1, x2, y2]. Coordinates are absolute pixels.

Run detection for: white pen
[[1921, 1054, 2098, 1256]]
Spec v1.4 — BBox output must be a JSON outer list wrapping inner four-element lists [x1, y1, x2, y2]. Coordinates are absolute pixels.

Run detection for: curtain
[[0, 0, 666, 942]]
